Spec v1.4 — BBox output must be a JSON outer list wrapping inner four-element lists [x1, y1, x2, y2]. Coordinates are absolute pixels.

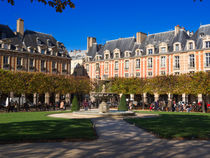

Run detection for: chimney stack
[[17, 18, 24, 36], [175, 25, 181, 36], [136, 32, 147, 44], [87, 37, 96, 50]]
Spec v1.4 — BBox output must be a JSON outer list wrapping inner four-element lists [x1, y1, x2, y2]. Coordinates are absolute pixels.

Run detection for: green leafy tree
[[71, 95, 80, 111], [4, 0, 75, 12], [118, 94, 128, 111]]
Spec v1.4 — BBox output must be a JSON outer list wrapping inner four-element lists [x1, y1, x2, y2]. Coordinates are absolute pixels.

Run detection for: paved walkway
[[0, 115, 210, 158]]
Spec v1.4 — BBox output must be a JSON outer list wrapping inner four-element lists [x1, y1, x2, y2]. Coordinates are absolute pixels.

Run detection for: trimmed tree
[[118, 94, 128, 111], [71, 95, 80, 111]]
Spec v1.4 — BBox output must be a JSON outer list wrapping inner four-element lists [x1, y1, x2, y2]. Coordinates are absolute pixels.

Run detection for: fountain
[[73, 85, 135, 117]]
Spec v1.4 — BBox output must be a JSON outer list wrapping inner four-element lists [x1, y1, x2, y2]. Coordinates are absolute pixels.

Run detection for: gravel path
[[0, 114, 210, 158]]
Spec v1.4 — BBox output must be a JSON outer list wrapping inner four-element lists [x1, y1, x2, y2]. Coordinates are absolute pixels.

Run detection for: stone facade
[[84, 25, 210, 80], [0, 18, 71, 75]]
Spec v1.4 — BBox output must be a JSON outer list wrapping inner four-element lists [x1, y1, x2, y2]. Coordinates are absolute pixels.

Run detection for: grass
[[125, 111, 210, 140], [0, 111, 97, 143]]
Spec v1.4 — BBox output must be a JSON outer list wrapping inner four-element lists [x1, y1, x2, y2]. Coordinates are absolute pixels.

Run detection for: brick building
[[0, 18, 71, 104], [84, 25, 210, 103]]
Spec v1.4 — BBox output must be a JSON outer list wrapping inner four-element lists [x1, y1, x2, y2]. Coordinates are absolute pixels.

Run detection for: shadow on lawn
[[0, 119, 97, 143], [126, 114, 210, 140], [0, 118, 210, 158]]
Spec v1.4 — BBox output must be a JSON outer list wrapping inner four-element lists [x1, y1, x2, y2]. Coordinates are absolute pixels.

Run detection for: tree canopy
[[4, 0, 75, 12]]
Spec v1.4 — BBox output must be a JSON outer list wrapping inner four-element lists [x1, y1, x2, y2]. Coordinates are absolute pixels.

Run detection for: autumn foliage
[[0, 69, 92, 96]]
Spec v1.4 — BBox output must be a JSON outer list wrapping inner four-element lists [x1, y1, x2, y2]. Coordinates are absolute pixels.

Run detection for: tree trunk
[[202, 95, 207, 113]]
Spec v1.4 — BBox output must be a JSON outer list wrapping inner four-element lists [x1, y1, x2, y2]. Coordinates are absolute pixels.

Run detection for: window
[[115, 53, 119, 58], [30, 59, 34, 67], [148, 58, 153, 68], [125, 73, 129, 78], [105, 62, 109, 72], [86, 64, 89, 72], [189, 42, 193, 50], [206, 53, 210, 67], [161, 56, 166, 67], [52, 61, 57, 70], [206, 41, 210, 48], [174, 72, 180, 75], [125, 51, 130, 57], [41, 60, 46, 70], [148, 49, 153, 55], [3, 56, 9, 64], [96, 63, 100, 71], [4, 44, 8, 49], [105, 54, 109, 59], [161, 71, 165, 75], [174, 56, 180, 69], [175, 44, 180, 51], [30, 48, 33, 53], [41, 49, 45, 54], [125, 60, 129, 69], [148, 72, 152, 76], [17, 57, 22, 66], [136, 59, 140, 68], [136, 50, 140, 56], [96, 75, 100, 79], [115, 61, 119, 70], [189, 54, 195, 68], [114, 74, 118, 78], [136, 72, 140, 77], [62, 63, 66, 70], [161, 47, 166, 53]]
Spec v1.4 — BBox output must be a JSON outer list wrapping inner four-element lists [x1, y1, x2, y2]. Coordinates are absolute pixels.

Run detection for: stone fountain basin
[[73, 109, 135, 117]]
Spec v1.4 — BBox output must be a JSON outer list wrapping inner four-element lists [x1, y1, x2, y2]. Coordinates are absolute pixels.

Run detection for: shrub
[[118, 94, 128, 111], [71, 95, 80, 111]]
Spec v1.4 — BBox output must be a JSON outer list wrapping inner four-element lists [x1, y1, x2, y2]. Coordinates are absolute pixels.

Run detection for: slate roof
[[0, 24, 68, 57], [0, 24, 23, 49], [87, 25, 210, 60], [191, 24, 210, 49]]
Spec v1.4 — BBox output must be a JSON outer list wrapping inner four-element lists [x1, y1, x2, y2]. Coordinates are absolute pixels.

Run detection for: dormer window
[[135, 49, 141, 56], [160, 47, 166, 53], [37, 38, 42, 45], [200, 32, 204, 38], [206, 41, 210, 48], [187, 40, 195, 50], [159, 42, 168, 53], [105, 54, 109, 60], [148, 49, 153, 55], [125, 51, 130, 57], [41, 49, 45, 54], [115, 53, 119, 58], [175, 44, 179, 51], [47, 39, 52, 47], [174, 42, 181, 51], [189, 42, 193, 50], [4, 44, 8, 49], [147, 44, 154, 55]]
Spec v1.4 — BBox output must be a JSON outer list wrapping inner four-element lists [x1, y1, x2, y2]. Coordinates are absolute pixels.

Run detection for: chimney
[[136, 32, 147, 44], [87, 37, 96, 50], [17, 18, 24, 36], [175, 25, 181, 36]]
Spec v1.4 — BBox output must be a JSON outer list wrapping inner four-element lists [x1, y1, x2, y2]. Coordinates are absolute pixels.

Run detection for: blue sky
[[0, 0, 209, 51]]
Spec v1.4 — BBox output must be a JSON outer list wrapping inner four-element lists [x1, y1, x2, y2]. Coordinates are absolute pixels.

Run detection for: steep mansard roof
[[0, 24, 23, 49], [0, 25, 68, 56], [87, 24, 210, 60], [191, 24, 210, 49]]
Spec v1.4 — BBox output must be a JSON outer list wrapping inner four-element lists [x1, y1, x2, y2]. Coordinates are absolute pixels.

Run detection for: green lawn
[[125, 111, 210, 140], [0, 111, 97, 143]]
